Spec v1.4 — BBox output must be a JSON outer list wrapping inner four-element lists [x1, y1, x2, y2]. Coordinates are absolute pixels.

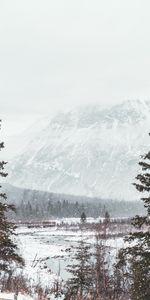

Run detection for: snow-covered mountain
[[6, 100, 150, 200]]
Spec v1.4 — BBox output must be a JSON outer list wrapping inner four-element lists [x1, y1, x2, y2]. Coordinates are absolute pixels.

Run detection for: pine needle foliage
[[120, 135, 150, 300], [0, 120, 24, 274], [66, 238, 93, 298]]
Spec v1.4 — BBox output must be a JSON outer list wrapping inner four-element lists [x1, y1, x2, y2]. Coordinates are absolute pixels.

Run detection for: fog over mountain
[[6, 100, 150, 201]]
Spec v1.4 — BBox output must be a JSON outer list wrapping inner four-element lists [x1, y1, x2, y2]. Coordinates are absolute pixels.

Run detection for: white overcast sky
[[1, 0, 150, 136]]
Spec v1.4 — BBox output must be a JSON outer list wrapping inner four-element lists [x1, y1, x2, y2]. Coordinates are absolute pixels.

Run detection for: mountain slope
[[6, 100, 150, 200]]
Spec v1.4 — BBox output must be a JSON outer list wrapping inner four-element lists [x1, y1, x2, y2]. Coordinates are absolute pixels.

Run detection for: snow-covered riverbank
[[15, 223, 125, 287]]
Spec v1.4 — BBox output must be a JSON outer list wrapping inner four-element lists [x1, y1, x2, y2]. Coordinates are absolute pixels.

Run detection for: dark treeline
[[3, 184, 145, 220], [12, 197, 145, 220]]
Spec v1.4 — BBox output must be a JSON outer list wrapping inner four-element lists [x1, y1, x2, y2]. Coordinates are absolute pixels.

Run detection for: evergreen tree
[[74, 201, 79, 217], [120, 138, 150, 300], [113, 249, 130, 300], [66, 239, 93, 298], [0, 121, 23, 273], [93, 234, 110, 299], [104, 211, 110, 224], [80, 212, 86, 224]]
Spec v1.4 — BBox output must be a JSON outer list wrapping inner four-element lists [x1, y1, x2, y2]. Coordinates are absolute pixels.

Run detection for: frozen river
[[15, 224, 125, 286]]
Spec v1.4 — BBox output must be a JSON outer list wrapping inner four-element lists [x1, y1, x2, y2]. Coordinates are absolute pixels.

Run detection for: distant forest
[[4, 184, 145, 220]]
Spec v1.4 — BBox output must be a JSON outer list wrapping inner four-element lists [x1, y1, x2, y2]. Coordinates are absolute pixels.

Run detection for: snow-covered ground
[[15, 223, 125, 288], [0, 292, 34, 300]]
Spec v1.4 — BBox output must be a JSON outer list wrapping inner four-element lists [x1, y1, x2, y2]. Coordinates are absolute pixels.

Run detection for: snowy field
[[15, 221, 125, 289]]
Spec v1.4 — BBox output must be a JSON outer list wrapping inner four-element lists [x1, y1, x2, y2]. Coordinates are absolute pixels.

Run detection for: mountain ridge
[[6, 100, 150, 200]]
